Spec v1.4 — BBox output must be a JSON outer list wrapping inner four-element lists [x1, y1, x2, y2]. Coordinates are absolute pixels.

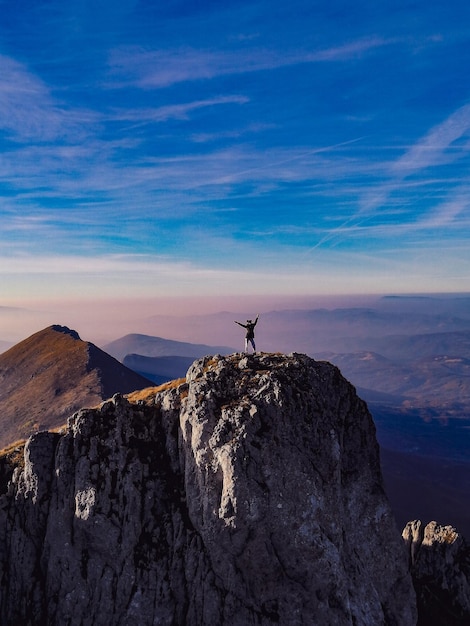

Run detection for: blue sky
[[1, 0, 470, 308]]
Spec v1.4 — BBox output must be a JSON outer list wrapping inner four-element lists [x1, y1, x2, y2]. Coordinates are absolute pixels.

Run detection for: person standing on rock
[[234, 315, 259, 353]]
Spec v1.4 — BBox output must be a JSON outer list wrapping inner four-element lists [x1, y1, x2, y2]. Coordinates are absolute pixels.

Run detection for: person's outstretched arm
[[234, 321, 246, 328], [253, 314, 259, 326]]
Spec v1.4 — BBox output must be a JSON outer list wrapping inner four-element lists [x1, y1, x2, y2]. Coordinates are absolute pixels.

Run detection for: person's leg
[[251, 338, 256, 353], [244, 337, 249, 353]]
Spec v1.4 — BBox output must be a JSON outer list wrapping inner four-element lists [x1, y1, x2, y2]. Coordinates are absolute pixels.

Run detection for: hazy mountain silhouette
[[137, 308, 470, 355], [103, 333, 234, 362], [123, 354, 195, 385], [339, 330, 470, 362], [318, 348, 470, 415], [0, 325, 153, 450], [377, 294, 470, 318]]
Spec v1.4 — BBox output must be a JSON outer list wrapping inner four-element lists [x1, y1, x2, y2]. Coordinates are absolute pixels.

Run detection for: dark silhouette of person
[[234, 315, 259, 353]]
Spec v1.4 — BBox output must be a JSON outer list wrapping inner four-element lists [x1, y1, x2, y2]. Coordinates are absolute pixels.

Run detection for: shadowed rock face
[[0, 353, 417, 625], [403, 520, 470, 625]]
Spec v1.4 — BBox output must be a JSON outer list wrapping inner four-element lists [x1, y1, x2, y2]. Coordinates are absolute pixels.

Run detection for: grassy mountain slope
[[0, 325, 152, 449]]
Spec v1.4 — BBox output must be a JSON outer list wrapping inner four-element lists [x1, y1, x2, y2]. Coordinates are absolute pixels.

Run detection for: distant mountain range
[[0, 325, 152, 450], [319, 339, 470, 416], [335, 330, 470, 362], [130, 303, 470, 357], [103, 333, 234, 362], [123, 354, 195, 385], [102, 333, 235, 383]]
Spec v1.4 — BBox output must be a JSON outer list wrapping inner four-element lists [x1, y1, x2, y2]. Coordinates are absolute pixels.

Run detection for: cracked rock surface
[[403, 519, 470, 625], [0, 353, 416, 625]]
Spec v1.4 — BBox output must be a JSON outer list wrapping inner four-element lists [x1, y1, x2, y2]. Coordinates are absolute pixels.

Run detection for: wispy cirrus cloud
[[0, 135, 370, 230], [0, 55, 58, 140], [353, 102, 470, 221], [0, 55, 98, 142], [110, 95, 249, 123], [308, 103, 470, 251], [107, 36, 394, 89], [390, 103, 470, 177], [417, 189, 470, 228], [0, 51, 249, 149]]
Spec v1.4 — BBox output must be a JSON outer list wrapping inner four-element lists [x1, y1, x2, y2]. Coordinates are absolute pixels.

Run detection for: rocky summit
[[0, 352, 417, 625]]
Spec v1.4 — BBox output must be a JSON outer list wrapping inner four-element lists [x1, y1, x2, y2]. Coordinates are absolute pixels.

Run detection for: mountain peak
[[49, 324, 81, 340], [0, 351, 417, 624], [0, 326, 152, 449]]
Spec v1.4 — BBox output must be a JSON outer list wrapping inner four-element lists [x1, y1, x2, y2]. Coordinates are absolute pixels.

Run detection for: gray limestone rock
[[0, 353, 417, 625], [403, 519, 470, 625]]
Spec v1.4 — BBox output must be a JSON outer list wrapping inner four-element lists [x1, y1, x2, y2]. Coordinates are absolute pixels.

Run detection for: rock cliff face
[[403, 520, 470, 625], [0, 353, 417, 625]]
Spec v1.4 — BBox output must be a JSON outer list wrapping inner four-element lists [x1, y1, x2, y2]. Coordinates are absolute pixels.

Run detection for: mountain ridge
[[0, 325, 152, 449], [123, 353, 195, 384], [103, 332, 235, 362]]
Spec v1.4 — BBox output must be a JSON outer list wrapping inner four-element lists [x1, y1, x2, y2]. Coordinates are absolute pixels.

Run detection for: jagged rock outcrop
[[0, 353, 417, 625], [403, 519, 470, 625]]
